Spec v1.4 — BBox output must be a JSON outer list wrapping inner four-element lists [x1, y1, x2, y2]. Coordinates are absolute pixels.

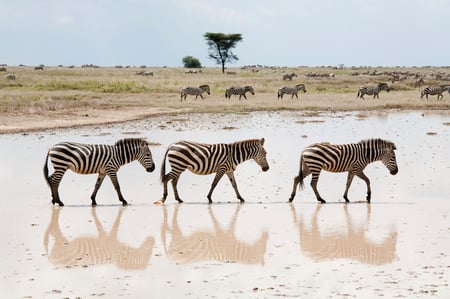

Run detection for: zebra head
[[245, 86, 255, 95], [296, 84, 307, 93], [380, 140, 398, 175], [253, 138, 269, 172], [378, 83, 390, 92], [136, 139, 156, 172], [200, 84, 211, 95]]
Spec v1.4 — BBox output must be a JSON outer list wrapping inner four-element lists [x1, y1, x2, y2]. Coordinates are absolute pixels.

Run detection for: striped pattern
[[160, 138, 269, 203], [44, 207, 154, 270], [357, 83, 390, 99], [282, 73, 297, 80], [43, 138, 155, 206], [162, 205, 268, 265], [180, 84, 210, 101], [420, 85, 450, 100], [293, 205, 397, 265], [278, 84, 307, 99], [225, 86, 255, 100], [289, 138, 398, 203]]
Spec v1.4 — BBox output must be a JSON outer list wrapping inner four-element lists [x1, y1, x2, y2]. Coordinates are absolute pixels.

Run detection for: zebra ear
[[260, 138, 265, 145]]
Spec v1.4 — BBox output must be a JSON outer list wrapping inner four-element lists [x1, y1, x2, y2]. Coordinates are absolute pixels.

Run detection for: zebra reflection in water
[[44, 207, 154, 270], [161, 204, 268, 265], [290, 204, 397, 265]]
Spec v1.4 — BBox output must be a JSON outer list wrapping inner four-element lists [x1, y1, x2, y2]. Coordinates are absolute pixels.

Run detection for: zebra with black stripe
[[43, 138, 155, 206], [160, 138, 269, 203], [278, 84, 307, 99], [282, 73, 297, 81], [289, 138, 398, 204], [357, 83, 390, 99], [180, 84, 210, 101], [420, 85, 450, 100], [225, 86, 255, 100]]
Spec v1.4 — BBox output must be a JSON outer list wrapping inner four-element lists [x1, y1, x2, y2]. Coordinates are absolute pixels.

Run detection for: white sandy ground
[[0, 111, 449, 298]]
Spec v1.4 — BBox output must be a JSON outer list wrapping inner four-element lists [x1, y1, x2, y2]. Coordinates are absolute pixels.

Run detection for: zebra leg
[[355, 171, 371, 203], [207, 171, 225, 203], [343, 172, 355, 203], [49, 171, 65, 206], [289, 175, 300, 202], [170, 176, 183, 203], [90, 173, 106, 206], [226, 172, 244, 203], [108, 173, 128, 206], [310, 172, 326, 204]]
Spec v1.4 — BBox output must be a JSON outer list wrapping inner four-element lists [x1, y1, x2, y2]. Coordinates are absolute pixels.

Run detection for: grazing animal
[[414, 78, 424, 88], [43, 138, 155, 206], [180, 85, 210, 101], [6, 74, 15, 80], [420, 85, 450, 100], [0, 67, 6, 72], [289, 138, 398, 203], [225, 86, 255, 100], [278, 84, 307, 99], [160, 138, 269, 203], [283, 73, 297, 80], [357, 83, 390, 99], [34, 66, 44, 70]]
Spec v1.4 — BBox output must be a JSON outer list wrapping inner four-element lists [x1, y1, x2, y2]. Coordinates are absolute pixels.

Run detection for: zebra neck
[[361, 145, 384, 163], [230, 142, 256, 165], [116, 145, 137, 165]]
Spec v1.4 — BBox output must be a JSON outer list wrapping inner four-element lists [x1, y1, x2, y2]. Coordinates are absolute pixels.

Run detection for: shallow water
[[1, 111, 449, 298]]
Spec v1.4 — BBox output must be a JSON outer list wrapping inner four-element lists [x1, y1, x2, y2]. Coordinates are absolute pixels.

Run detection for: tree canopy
[[204, 32, 243, 73]]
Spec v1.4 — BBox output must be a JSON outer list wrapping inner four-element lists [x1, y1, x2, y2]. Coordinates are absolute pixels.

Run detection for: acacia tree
[[204, 32, 243, 73]]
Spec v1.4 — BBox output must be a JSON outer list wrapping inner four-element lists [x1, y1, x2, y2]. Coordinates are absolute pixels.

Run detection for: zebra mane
[[115, 138, 147, 147], [358, 138, 396, 150]]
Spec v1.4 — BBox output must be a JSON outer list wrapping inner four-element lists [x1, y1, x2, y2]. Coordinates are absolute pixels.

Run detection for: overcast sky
[[1, 0, 449, 67]]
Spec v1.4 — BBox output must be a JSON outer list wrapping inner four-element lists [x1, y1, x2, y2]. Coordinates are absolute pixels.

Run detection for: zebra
[[283, 73, 297, 80], [225, 86, 255, 100], [43, 138, 155, 206], [420, 85, 450, 100], [160, 138, 269, 204], [289, 138, 398, 204], [357, 83, 390, 99], [278, 84, 307, 100], [180, 84, 210, 101]]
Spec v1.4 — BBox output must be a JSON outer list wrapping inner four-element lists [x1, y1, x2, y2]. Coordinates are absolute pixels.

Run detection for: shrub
[[182, 56, 202, 68]]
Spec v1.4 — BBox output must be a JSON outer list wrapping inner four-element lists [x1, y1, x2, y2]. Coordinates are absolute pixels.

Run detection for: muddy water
[[1, 111, 449, 298]]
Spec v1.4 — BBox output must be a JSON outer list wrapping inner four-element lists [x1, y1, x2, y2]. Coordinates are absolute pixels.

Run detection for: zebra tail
[[43, 152, 51, 187], [160, 148, 169, 183], [298, 157, 305, 190]]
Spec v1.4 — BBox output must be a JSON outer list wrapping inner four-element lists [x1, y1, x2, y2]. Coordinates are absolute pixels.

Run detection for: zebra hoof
[[318, 199, 326, 204], [121, 200, 128, 206]]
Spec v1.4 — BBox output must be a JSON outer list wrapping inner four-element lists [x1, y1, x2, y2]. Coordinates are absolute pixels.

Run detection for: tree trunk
[[221, 60, 225, 74]]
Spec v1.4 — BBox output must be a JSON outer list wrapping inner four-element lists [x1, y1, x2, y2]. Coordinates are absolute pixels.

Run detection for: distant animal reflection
[[291, 204, 397, 265], [44, 207, 154, 270], [161, 204, 268, 265]]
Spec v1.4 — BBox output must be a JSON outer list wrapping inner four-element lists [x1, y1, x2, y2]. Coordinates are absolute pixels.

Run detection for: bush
[[182, 56, 202, 68]]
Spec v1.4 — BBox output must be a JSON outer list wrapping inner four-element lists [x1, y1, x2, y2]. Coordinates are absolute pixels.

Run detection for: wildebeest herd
[[44, 136, 399, 206]]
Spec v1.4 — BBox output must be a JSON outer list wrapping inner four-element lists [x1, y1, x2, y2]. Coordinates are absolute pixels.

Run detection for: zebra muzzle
[[147, 165, 156, 172], [390, 168, 398, 175]]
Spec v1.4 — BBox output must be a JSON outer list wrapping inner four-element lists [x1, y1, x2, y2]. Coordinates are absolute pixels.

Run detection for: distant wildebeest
[[225, 86, 255, 100], [420, 85, 450, 100], [34, 66, 44, 70], [180, 85, 210, 101], [413, 78, 424, 88], [289, 138, 398, 203], [6, 74, 16, 80], [0, 67, 6, 72], [357, 83, 390, 99], [43, 138, 155, 206], [136, 71, 153, 76], [160, 138, 269, 203], [277, 84, 307, 100], [283, 73, 297, 80]]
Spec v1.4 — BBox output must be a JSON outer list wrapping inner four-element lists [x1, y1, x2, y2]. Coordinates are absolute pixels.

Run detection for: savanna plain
[[0, 66, 449, 298]]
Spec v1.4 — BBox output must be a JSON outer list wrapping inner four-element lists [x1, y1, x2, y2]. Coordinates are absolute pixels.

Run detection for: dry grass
[[1, 65, 449, 117]]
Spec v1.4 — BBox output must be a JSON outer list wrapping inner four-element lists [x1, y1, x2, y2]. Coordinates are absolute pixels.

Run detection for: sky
[[1, 0, 449, 67]]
